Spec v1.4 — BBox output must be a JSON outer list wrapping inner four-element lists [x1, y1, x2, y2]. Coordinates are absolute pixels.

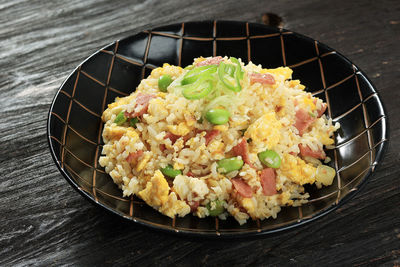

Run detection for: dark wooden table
[[1, 0, 399, 265]]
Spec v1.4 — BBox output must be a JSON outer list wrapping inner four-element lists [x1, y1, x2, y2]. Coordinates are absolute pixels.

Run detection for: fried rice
[[98, 56, 340, 224]]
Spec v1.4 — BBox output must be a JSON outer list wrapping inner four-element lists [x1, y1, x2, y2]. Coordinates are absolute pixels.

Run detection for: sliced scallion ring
[[181, 65, 218, 85], [181, 75, 214, 100]]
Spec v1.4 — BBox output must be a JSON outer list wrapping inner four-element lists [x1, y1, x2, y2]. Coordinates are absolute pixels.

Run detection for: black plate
[[47, 21, 388, 238]]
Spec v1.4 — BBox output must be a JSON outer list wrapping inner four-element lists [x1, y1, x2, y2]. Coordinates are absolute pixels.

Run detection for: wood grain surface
[[1, 0, 399, 265]]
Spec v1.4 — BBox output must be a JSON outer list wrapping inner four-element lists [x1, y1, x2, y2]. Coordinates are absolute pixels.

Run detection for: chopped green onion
[[114, 111, 127, 125], [230, 57, 244, 79], [225, 64, 236, 77], [182, 75, 214, 100], [206, 200, 226, 216], [160, 164, 182, 178], [184, 64, 194, 71], [217, 157, 244, 173], [129, 117, 139, 128], [258, 150, 281, 168], [181, 65, 217, 85], [218, 62, 241, 92], [204, 95, 235, 115], [158, 74, 173, 92]]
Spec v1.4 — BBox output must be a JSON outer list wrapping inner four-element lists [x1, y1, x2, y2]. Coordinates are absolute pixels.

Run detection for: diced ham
[[317, 103, 327, 117], [188, 200, 200, 212], [186, 171, 195, 177], [275, 106, 283, 113], [204, 129, 220, 145], [231, 178, 253, 198], [299, 144, 326, 159], [196, 56, 223, 66], [312, 99, 327, 117], [260, 168, 277, 196], [294, 108, 316, 136], [159, 144, 166, 152], [126, 150, 143, 162], [182, 134, 192, 143], [249, 72, 275, 85], [164, 132, 180, 144], [164, 131, 192, 148], [232, 138, 255, 168], [125, 93, 156, 118]]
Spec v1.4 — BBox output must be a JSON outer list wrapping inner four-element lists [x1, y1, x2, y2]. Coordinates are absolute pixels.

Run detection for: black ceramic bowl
[[47, 21, 388, 237]]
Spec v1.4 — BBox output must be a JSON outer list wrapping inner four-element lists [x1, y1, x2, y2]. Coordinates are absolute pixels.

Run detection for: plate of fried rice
[[47, 21, 388, 237]]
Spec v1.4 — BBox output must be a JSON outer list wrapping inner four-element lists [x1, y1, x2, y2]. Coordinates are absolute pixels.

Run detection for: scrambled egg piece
[[213, 125, 228, 132], [173, 162, 184, 170], [241, 198, 256, 214], [138, 170, 169, 208], [125, 127, 139, 140], [280, 154, 316, 185], [147, 98, 168, 119], [245, 112, 282, 148], [288, 80, 305, 90], [318, 131, 335, 146], [261, 67, 293, 81], [278, 191, 294, 205], [157, 92, 167, 98], [150, 63, 184, 78], [160, 192, 191, 218], [136, 152, 151, 172], [167, 122, 192, 136], [102, 94, 136, 121], [103, 126, 139, 141], [208, 140, 225, 157], [193, 57, 206, 65], [303, 96, 316, 111]]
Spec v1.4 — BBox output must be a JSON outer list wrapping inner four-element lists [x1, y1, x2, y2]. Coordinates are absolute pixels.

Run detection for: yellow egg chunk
[[245, 112, 282, 148], [241, 198, 256, 214], [280, 154, 316, 185], [138, 170, 169, 208], [167, 122, 192, 136], [173, 162, 184, 170], [213, 125, 228, 132], [160, 192, 191, 218], [103, 126, 127, 141], [303, 96, 316, 111], [261, 67, 293, 81], [147, 98, 169, 119], [136, 152, 151, 172]]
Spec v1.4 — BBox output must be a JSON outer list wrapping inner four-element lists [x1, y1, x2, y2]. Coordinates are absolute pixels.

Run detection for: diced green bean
[[258, 150, 281, 168], [114, 111, 127, 125], [206, 200, 226, 216], [205, 108, 230, 125], [217, 157, 244, 173], [160, 164, 182, 178], [158, 74, 173, 92]]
